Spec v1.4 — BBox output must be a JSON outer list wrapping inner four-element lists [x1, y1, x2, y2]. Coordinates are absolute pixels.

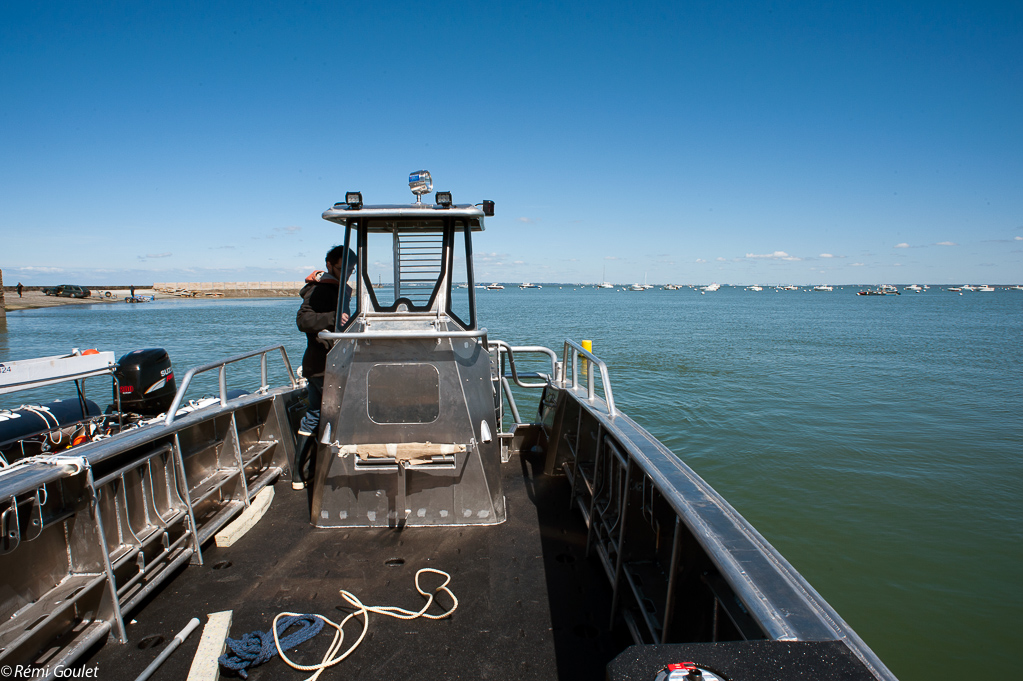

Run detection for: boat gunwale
[[554, 382, 898, 681]]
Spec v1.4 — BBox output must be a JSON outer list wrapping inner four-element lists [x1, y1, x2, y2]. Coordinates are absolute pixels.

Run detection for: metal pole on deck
[[134, 617, 201, 681]]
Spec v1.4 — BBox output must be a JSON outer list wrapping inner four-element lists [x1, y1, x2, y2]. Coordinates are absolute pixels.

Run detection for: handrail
[[318, 327, 487, 341], [490, 341, 558, 388], [562, 339, 617, 416], [164, 345, 297, 425]]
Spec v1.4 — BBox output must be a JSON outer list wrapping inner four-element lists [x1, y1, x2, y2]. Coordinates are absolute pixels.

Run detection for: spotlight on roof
[[345, 191, 363, 209], [482, 200, 495, 216], [409, 170, 433, 202], [435, 191, 452, 207]]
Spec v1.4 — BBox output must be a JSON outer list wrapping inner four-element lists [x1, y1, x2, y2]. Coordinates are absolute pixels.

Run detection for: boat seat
[[338, 442, 466, 466]]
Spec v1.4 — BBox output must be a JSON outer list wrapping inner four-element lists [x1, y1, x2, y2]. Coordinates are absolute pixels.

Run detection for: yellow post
[[581, 340, 592, 375]]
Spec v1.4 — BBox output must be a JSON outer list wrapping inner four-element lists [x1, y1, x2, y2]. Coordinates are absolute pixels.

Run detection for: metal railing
[[491, 340, 558, 388], [489, 341, 560, 427], [318, 327, 488, 341], [562, 339, 617, 416], [164, 345, 297, 425]]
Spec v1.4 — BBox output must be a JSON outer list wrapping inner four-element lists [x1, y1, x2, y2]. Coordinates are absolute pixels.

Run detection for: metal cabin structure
[[312, 195, 503, 528]]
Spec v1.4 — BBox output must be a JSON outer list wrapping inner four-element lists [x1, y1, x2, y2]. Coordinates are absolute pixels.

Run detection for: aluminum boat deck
[[87, 450, 621, 680]]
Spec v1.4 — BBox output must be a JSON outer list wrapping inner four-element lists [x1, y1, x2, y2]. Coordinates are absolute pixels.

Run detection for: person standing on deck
[[16, 282, 23, 297], [294, 245, 356, 489]]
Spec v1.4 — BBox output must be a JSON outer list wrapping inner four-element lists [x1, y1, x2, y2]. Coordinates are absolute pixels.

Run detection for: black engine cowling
[[114, 348, 176, 416]]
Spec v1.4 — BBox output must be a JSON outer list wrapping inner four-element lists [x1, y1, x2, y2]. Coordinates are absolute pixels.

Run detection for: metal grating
[[396, 231, 444, 307]]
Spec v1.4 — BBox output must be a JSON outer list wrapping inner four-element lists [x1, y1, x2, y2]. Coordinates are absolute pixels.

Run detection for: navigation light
[[482, 200, 495, 216], [435, 191, 452, 207], [409, 170, 433, 200], [345, 191, 363, 209]]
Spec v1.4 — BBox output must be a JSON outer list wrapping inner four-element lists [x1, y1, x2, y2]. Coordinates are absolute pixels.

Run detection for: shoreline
[[3, 288, 302, 312]]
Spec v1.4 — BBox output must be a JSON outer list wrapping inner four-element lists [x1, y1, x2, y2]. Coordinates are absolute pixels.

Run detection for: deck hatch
[[367, 363, 440, 424]]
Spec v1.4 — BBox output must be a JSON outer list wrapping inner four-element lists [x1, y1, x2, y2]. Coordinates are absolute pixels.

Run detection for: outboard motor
[[114, 348, 176, 415]]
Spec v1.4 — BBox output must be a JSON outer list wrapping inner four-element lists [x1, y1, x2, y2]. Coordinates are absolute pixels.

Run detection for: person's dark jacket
[[296, 272, 340, 378]]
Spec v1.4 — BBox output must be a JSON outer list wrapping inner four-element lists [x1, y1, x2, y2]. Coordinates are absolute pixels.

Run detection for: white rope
[[19, 405, 59, 429], [0, 453, 90, 479], [272, 568, 457, 681]]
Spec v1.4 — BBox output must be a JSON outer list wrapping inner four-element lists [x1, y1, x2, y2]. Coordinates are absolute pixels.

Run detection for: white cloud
[[851, 262, 865, 267], [604, 256, 620, 260], [1015, 236, 1023, 241], [695, 258, 707, 263], [820, 253, 834, 258], [138, 253, 173, 260], [745, 250, 802, 261], [517, 217, 538, 223], [894, 243, 910, 248], [16, 266, 65, 272], [716, 257, 726, 262], [936, 241, 957, 246]]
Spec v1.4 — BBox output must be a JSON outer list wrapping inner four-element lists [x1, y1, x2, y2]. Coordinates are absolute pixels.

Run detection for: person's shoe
[[292, 480, 306, 490], [297, 429, 313, 437]]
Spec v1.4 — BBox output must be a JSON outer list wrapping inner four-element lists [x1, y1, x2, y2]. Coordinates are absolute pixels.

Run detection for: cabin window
[[362, 219, 444, 311], [367, 363, 440, 423], [363, 229, 397, 309], [447, 219, 474, 329]]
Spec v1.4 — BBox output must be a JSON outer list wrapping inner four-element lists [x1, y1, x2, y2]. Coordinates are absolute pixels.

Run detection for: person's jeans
[[295, 375, 323, 483], [298, 375, 323, 436]]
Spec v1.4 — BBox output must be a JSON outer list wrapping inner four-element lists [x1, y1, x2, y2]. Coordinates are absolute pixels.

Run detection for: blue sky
[[2, 1, 1020, 286]]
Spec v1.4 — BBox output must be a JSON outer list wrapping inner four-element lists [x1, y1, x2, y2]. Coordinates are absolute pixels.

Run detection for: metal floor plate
[[85, 452, 622, 680]]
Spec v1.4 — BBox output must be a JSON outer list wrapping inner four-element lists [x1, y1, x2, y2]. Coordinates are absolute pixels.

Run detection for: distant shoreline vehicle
[[41, 284, 91, 299]]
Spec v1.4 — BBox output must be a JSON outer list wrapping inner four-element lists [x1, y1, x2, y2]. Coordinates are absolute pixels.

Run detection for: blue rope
[[219, 614, 325, 678]]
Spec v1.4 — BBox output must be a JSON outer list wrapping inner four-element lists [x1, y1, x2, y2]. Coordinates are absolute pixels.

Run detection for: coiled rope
[[219, 568, 457, 680], [219, 614, 324, 679]]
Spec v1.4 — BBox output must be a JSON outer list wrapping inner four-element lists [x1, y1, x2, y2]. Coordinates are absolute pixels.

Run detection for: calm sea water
[[2, 287, 1020, 680]]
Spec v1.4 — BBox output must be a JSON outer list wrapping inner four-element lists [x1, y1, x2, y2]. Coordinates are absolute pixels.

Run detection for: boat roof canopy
[[322, 204, 486, 231]]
